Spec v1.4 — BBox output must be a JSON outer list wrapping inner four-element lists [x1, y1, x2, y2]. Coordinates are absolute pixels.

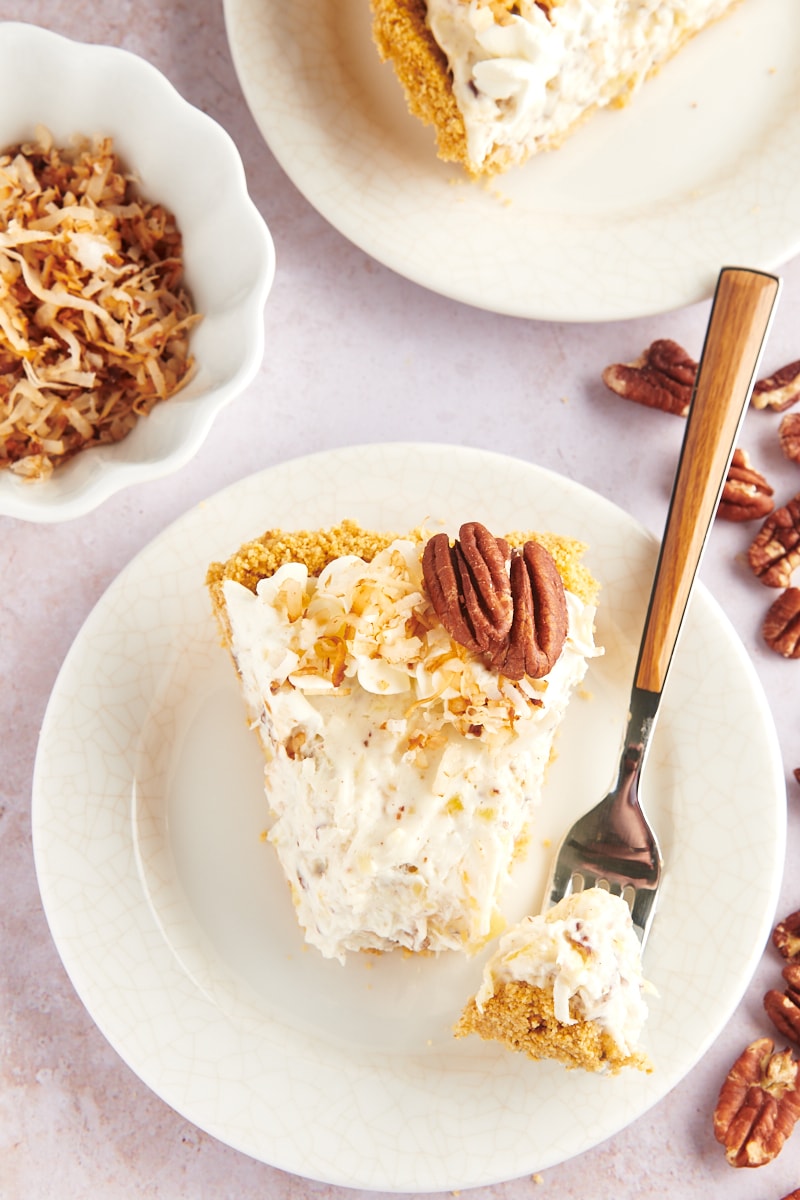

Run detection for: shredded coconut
[[0, 125, 200, 480]]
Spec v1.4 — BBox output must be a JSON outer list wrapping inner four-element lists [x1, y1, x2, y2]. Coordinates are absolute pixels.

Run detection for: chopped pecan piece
[[779, 1190, 800, 1200], [763, 588, 800, 658], [780, 412, 800, 464], [718, 448, 774, 522], [748, 494, 800, 587], [773, 910, 800, 961], [713, 1037, 800, 1167], [795, 767, 800, 788], [764, 964, 800, 1045], [602, 339, 697, 416], [751, 359, 800, 412]]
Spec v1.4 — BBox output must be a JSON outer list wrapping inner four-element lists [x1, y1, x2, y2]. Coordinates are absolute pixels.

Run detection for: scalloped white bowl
[[0, 22, 275, 523]]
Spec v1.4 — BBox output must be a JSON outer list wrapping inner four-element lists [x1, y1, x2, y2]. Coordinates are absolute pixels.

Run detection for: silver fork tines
[[544, 689, 662, 944]]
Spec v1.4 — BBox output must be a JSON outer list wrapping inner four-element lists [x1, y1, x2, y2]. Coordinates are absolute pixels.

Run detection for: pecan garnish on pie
[[422, 522, 512, 655], [763, 588, 800, 658], [422, 522, 567, 680], [488, 540, 568, 680], [713, 1037, 800, 1167], [748, 494, 800, 588], [601, 338, 697, 416], [751, 359, 800, 412], [718, 448, 774, 522]]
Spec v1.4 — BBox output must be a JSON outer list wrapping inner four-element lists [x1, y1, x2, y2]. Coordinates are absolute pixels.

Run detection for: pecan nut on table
[[751, 359, 800, 411], [601, 338, 697, 416], [421, 522, 567, 682], [748, 495, 800, 589], [713, 1037, 800, 1168], [763, 589, 800, 659], [719, 448, 774, 522], [602, 340, 800, 421], [711, 907, 800, 1175], [773, 911, 800, 963], [764, 965, 800, 1047], [780, 412, 800, 464]]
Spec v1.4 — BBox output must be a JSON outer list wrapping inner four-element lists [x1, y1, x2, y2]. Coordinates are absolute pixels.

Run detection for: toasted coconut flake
[[0, 126, 200, 480]]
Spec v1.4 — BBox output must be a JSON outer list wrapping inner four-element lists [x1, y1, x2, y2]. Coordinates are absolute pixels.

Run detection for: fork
[[542, 266, 781, 948]]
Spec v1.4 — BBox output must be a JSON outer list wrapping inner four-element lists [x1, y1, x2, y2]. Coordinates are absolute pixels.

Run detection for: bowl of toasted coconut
[[0, 22, 275, 522]]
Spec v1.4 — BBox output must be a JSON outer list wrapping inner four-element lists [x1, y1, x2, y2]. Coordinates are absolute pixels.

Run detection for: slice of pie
[[206, 519, 600, 962], [370, 0, 742, 176]]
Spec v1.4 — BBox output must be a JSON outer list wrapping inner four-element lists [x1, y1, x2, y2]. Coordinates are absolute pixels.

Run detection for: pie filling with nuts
[[207, 519, 601, 964], [370, 0, 742, 178]]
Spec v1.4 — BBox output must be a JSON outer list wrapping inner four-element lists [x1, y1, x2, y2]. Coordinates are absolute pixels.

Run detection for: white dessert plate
[[32, 444, 785, 1192], [223, 0, 800, 321]]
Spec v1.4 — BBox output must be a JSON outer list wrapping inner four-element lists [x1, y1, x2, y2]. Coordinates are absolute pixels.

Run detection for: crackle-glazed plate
[[224, 0, 800, 321], [32, 444, 785, 1192]]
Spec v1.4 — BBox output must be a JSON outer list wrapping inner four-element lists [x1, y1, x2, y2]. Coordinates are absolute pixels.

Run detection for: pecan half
[[748, 494, 800, 587], [751, 359, 800, 412], [718, 448, 774, 522], [713, 1037, 800, 1167], [764, 964, 800, 1046], [489, 540, 568, 680], [773, 910, 800, 962], [763, 588, 800, 658], [455, 521, 514, 652], [422, 531, 481, 653], [601, 338, 697, 416], [780, 412, 800, 464], [423, 523, 513, 655]]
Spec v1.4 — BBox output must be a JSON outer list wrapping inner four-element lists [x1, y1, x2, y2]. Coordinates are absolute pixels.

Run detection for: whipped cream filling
[[475, 887, 651, 1055], [222, 537, 600, 962], [425, 0, 737, 170]]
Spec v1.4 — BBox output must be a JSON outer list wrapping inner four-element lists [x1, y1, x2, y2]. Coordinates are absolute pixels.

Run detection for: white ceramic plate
[[224, 0, 800, 321], [32, 444, 785, 1192]]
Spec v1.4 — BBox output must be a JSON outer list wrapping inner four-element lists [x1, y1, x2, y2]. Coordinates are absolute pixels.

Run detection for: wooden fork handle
[[634, 267, 781, 696]]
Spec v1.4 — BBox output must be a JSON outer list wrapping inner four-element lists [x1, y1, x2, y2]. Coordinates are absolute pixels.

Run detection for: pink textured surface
[[1, 2, 799, 1198]]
